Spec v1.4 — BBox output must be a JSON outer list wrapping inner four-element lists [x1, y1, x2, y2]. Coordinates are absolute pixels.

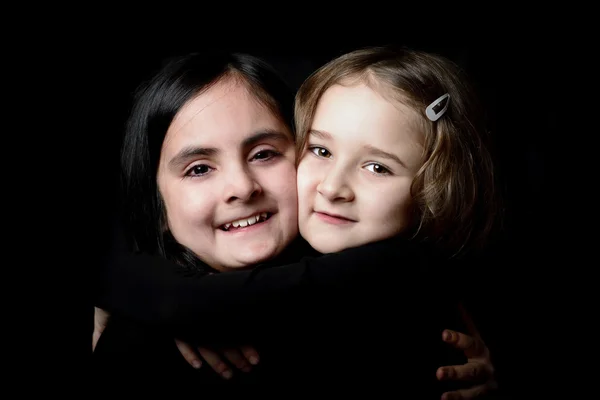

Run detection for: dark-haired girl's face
[[157, 78, 298, 271]]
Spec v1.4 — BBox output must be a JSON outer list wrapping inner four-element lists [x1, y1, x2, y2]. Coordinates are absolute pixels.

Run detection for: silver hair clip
[[425, 93, 450, 122]]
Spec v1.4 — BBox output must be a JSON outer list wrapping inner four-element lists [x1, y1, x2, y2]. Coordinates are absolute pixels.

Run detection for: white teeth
[[223, 213, 269, 231]]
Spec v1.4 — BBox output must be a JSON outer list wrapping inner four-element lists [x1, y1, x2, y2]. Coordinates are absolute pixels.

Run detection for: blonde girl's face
[[297, 82, 424, 253]]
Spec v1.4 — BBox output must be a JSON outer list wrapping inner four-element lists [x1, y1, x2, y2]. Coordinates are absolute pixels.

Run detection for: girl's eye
[[364, 163, 391, 175], [252, 149, 280, 161], [310, 146, 332, 158], [186, 164, 213, 177]]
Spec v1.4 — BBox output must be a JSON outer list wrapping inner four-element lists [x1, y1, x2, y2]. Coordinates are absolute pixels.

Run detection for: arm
[[95, 228, 424, 342], [92, 314, 225, 384]]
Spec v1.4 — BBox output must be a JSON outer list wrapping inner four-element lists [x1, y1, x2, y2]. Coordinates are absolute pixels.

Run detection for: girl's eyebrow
[[363, 144, 407, 168], [169, 146, 218, 171], [309, 129, 332, 141], [242, 129, 290, 147]]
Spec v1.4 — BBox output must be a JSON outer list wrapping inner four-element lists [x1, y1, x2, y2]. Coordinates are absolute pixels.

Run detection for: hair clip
[[425, 93, 450, 122]]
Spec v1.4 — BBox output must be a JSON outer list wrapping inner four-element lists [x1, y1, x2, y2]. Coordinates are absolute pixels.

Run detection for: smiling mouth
[[220, 212, 272, 231], [315, 211, 356, 222], [314, 211, 357, 225]]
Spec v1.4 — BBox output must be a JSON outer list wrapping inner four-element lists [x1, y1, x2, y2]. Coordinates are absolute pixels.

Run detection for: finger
[[94, 307, 109, 324], [93, 308, 110, 352], [174, 339, 202, 369], [92, 329, 102, 352], [442, 330, 484, 358], [94, 307, 109, 334], [437, 361, 491, 382], [239, 345, 260, 365], [441, 381, 495, 400], [197, 347, 233, 379], [222, 348, 252, 372]]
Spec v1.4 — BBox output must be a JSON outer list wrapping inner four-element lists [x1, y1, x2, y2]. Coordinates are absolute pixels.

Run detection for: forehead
[[164, 78, 288, 150], [312, 83, 423, 146]]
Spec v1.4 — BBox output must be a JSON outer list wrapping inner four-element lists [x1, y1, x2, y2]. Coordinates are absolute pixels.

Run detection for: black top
[[93, 229, 467, 394]]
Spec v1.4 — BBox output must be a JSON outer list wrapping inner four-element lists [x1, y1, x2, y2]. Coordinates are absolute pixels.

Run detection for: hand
[[437, 329, 497, 400], [93, 307, 110, 351], [175, 339, 260, 379]]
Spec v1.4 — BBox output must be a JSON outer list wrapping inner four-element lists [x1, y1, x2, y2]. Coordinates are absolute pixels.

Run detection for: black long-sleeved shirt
[[93, 226, 467, 393]]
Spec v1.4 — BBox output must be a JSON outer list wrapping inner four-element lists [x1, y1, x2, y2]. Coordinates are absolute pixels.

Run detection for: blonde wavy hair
[[295, 46, 500, 257]]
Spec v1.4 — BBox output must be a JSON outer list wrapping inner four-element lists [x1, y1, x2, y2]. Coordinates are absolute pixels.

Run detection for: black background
[[24, 24, 556, 394]]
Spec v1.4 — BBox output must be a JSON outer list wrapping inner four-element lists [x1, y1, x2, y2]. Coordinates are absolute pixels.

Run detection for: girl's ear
[[157, 192, 170, 232], [160, 214, 169, 233]]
